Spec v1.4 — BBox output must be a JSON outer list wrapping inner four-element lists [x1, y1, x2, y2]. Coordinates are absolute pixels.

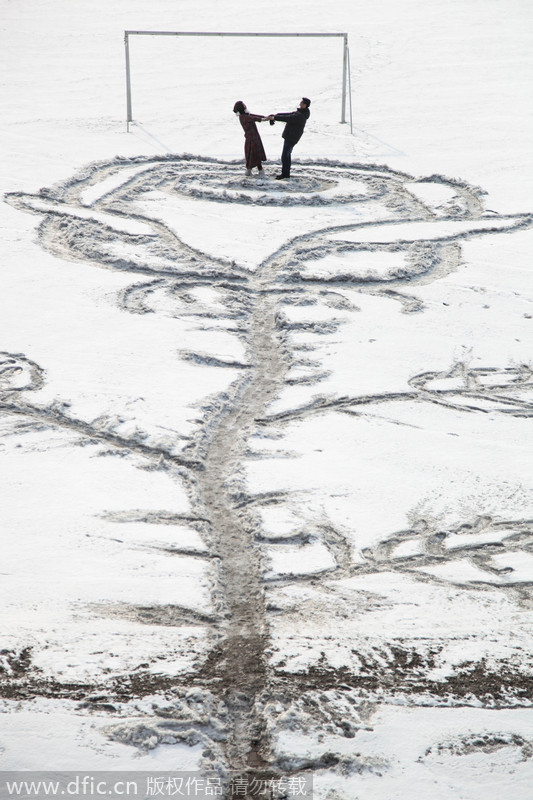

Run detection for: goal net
[[124, 31, 352, 133]]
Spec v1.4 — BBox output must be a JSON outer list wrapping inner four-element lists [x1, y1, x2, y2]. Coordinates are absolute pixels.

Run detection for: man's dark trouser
[[281, 140, 294, 177]]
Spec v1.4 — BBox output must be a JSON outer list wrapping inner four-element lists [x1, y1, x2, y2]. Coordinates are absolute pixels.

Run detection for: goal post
[[124, 30, 353, 133]]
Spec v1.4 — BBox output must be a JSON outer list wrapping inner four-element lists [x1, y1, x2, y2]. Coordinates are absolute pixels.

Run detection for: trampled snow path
[[3, 156, 533, 795]]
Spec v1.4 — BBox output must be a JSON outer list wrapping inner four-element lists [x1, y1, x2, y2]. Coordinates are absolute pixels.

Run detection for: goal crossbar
[[124, 30, 352, 132]]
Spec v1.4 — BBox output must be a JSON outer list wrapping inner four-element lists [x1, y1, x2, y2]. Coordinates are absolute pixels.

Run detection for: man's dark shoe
[[275, 174, 290, 180]]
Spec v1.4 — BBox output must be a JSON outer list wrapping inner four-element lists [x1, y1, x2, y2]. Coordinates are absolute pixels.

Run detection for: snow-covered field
[[1, 1, 533, 797]]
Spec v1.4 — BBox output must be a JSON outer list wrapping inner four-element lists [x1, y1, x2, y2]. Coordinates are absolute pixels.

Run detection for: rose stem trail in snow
[[195, 251, 288, 778], [10, 157, 533, 783]]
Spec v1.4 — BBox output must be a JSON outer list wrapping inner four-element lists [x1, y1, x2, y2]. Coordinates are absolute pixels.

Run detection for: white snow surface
[[1, 0, 533, 796]]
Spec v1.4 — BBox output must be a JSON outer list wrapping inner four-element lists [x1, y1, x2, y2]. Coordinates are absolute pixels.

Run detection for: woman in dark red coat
[[233, 100, 268, 176]]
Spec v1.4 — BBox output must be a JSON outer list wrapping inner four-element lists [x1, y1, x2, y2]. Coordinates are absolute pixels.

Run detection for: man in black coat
[[268, 97, 311, 179]]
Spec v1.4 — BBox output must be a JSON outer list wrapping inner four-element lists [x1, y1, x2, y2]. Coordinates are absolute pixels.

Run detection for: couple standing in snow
[[233, 97, 311, 180]]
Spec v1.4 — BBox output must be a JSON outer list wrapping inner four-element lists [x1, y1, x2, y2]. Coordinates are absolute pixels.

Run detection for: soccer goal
[[124, 30, 353, 133]]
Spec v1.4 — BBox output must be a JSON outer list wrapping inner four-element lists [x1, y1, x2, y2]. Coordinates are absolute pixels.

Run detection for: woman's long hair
[[233, 101, 246, 114]]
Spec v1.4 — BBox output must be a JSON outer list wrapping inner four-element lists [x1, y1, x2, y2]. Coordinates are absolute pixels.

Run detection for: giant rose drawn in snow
[[4, 157, 533, 790]]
